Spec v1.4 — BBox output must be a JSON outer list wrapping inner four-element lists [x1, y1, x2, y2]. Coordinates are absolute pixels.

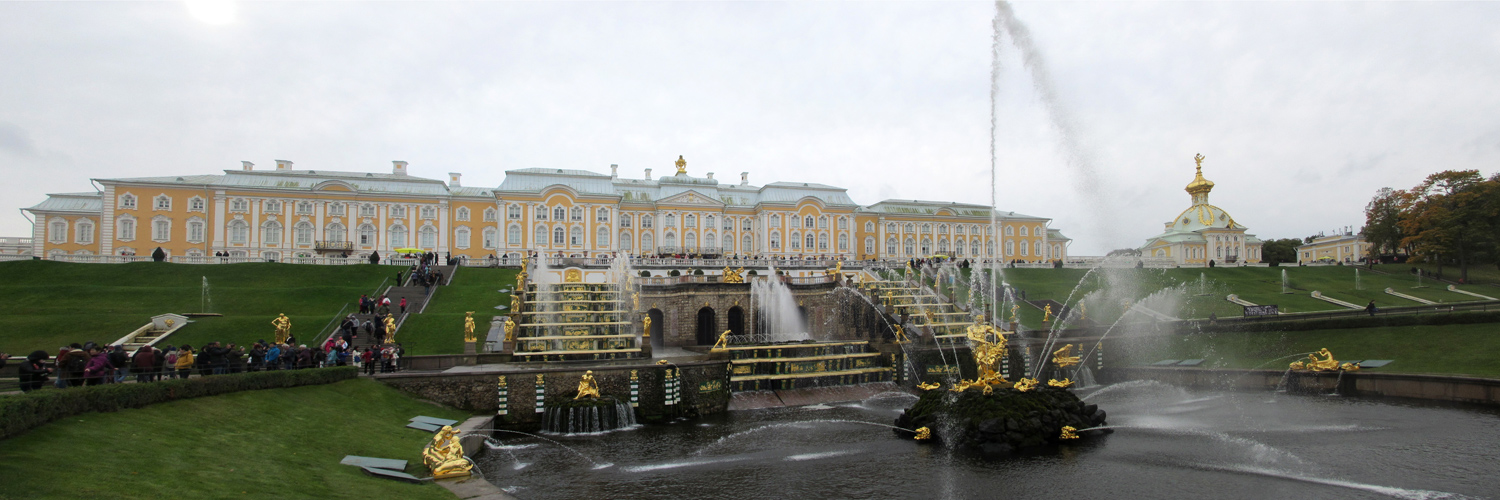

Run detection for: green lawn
[[1109, 322, 1500, 378], [1375, 262, 1500, 286], [0, 378, 469, 500], [397, 267, 518, 355], [0, 260, 395, 355]]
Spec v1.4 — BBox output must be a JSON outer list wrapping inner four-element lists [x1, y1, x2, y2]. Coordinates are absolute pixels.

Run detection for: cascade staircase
[[857, 274, 975, 342], [337, 264, 456, 351], [511, 279, 640, 362]]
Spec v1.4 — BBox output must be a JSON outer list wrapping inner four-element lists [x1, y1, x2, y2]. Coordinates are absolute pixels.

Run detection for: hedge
[[0, 366, 357, 440]]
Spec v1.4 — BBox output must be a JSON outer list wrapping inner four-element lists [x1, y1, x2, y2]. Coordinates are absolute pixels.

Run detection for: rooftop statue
[[675, 155, 687, 175]]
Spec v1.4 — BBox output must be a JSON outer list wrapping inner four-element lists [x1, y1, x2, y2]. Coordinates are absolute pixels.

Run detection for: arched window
[[838, 234, 848, 251], [535, 225, 547, 246], [154, 195, 172, 211], [359, 224, 376, 246], [838, 217, 847, 230], [665, 232, 678, 249], [642, 232, 654, 252], [456, 207, 470, 221], [818, 216, 827, 229], [805, 216, 815, 228], [1034, 241, 1042, 256], [938, 238, 949, 253], [418, 226, 436, 248], [261, 221, 282, 244], [570, 227, 583, 246], [228, 220, 248, 244], [620, 231, 632, 251], [118, 217, 136, 241], [1006, 241, 1015, 256], [296, 222, 314, 245], [903, 238, 915, 255], [741, 219, 751, 231], [119, 194, 137, 209], [770, 214, 780, 226], [597, 227, 609, 247], [325, 222, 346, 243], [387, 224, 407, 248], [553, 227, 565, 245], [506, 205, 520, 220], [553, 206, 566, 221], [641, 215, 653, 228], [666, 214, 677, 227], [1020, 226, 1029, 237], [706, 215, 715, 229], [1035, 226, 1044, 237], [920, 237, 931, 255], [886, 237, 897, 255], [597, 207, 610, 222], [153, 218, 172, 241], [454, 227, 471, 249], [620, 214, 632, 228], [987, 241, 994, 256], [790, 232, 801, 250], [742, 235, 752, 253], [1005, 226, 1014, 236], [1053, 244, 1061, 258], [507, 225, 521, 246], [818, 233, 828, 250], [75, 219, 94, 244], [972, 241, 981, 256], [705, 232, 716, 250], [866, 222, 876, 232], [955, 240, 964, 257], [865, 237, 875, 254]]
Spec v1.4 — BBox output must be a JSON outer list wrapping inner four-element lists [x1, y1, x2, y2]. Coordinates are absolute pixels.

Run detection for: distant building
[[22, 156, 1072, 263], [1139, 156, 1264, 266], [1296, 233, 1370, 264], [0, 236, 32, 256]]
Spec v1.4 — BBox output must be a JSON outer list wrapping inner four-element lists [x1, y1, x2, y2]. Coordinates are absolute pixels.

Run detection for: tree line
[[1363, 170, 1500, 282]]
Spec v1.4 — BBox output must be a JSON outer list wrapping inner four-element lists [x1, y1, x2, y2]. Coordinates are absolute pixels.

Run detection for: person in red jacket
[[132, 346, 157, 383]]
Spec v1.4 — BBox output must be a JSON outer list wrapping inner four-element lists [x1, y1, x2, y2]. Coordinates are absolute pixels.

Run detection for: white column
[[249, 199, 260, 249], [377, 204, 388, 254], [438, 202, 449, 252], [212, 193, 226, 252], [315, 202, 325, 250]]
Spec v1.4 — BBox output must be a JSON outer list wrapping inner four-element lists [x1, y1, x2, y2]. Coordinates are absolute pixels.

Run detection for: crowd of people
[[5, 336, 406, 392]]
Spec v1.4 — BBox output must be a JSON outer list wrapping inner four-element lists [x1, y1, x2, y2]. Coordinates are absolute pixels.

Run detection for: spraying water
[[200, 276, 212, 313], [750, 268, 810, 341]]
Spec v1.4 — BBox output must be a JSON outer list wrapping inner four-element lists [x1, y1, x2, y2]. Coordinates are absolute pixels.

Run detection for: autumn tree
[[1362, 187, 1410, 261], [1397, 170, 1498, 282]]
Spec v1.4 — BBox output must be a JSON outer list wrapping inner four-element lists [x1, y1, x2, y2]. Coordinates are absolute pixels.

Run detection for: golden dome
[[1185, 154, 1214, 197]]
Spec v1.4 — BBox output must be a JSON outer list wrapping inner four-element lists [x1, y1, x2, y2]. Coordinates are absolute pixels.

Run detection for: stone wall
[[377, 361, 731, 430], [639, 280, 874, 347]]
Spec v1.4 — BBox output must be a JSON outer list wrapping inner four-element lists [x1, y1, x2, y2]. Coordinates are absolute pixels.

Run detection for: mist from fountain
[[750, 267, 809, 342]]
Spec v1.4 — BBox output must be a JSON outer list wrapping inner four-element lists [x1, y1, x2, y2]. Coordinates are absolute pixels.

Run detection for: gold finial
[[1185, 154, 1215, 198], [675, 155, 687, 175], [1194, 153, 1205, 170]]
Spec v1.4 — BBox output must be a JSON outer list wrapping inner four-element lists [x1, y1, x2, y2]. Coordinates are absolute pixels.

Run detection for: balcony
[[315, 240, 354, 252]]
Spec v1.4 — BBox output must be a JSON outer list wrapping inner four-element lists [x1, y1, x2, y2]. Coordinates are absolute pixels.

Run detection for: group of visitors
[[359, 294, 399, 316]]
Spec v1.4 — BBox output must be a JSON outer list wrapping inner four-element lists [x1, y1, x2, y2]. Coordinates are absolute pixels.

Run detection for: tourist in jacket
[[174, 345, 195, 379], [132, 346, 157, 383], [109, 345, 129, 383], [60, 344, 89, 387], [82, 345, 114, 386], [264, 344, 281, 371], [18, 350, 51, 392]]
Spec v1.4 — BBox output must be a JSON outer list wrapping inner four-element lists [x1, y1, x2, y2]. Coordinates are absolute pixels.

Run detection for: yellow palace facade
[[23, 156, 1071, 263]]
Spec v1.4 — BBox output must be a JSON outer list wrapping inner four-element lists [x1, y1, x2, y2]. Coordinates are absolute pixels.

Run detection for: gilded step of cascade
[[510, 269, 642, 362]]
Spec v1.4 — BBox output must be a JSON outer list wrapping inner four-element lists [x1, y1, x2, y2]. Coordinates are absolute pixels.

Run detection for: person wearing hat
[[18, 350, 52, 392]]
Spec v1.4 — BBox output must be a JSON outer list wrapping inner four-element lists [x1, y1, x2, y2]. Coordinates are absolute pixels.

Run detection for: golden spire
[[675, 155, 687, 175], [1185, 153, 1214, 201]]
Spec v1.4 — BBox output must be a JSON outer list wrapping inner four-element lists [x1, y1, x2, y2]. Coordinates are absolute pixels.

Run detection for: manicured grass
[[1110, 322, 1500, 378], [1375, 262, 1500, 286], [0, 260, 395, 355], [0, 378, 469, 500], [397, 267, 518, 355]]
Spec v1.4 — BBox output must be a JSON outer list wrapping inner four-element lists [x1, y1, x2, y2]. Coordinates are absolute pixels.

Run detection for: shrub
[[747, 270, 758, 276], [639, 270, 651, 277], [0, 366, 356, 440], [669, 270, 681, 277], [692, 269, 704, 276]]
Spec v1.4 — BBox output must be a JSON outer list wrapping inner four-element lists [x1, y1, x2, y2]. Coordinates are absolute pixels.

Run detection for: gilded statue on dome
[[423, 425, 474, 479], [575, 370, 601, 399]]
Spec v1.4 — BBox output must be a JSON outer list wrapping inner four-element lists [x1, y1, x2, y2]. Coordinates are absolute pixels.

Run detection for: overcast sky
[[2, 1, 1497, 254]]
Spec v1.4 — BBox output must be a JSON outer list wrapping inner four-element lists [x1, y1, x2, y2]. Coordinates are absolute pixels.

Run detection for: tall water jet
[[750, 268, 809, 341], [1281, 269, 1291, 294], [200, 276, 212, 313], [1355, 268, 1362, 291]]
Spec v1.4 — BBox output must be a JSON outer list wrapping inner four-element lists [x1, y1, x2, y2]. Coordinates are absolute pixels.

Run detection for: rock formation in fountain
[[895, 387, 1108, 456]]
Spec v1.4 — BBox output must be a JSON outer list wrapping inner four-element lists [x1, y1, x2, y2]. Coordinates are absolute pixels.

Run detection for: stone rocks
[[894, 386, 1109, 456]]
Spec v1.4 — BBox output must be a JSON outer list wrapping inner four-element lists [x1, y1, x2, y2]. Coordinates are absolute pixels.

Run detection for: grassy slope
[[397, 267, 517, 355], [1110, 322, 1500, 378], [0, 260, 394, 355], [1375, 262, 1500, 286], [0, 378, 468, 500]]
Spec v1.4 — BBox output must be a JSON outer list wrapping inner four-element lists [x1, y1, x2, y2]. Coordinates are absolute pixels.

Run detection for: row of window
[[118, 193, 480, 221]]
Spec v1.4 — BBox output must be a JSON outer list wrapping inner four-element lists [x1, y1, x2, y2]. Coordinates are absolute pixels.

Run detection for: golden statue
[[913, 427, 932, 440], [642, 315, 652, 338], [510, 294, 521, 313], [825, 261, 842, 277], [1194, 153, 1205, 168], [1009, 304, 1019, 323], [1042, 304, 1053, 323], [722, 266, 744, 284], [1052, 344, 1081, 368], [1048, 378, 1074, 388], [516, 271, 527, 287], [963, 315, 1012, 388], [503, 316, 517, 342], [1077, 300, 1087, 321], [893, 324, 909, 344], [712, 329, 731, 351], [575, 370, 601, 399], [271, 313, 292, 344], [382, 314, 396, 344], [1289, 348, 1359, 372], [462, 312, 476, 343], [1059, 426, 1079, 440], [917, 381, 940, 391], [674, 155, 687, 175], [1013, 377, 1039, 392], [422, 425, 474, 479], [633, 292, 641, 310]]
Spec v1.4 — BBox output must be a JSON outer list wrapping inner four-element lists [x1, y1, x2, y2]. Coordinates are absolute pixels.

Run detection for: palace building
[[1140, 155, 1264, 265], [22, 156, 1071, 263]]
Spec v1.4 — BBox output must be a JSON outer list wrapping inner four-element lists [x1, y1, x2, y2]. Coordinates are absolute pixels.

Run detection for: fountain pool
[[477, 382, 1497, 499]]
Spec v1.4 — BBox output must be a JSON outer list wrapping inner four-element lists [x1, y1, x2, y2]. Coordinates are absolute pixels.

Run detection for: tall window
[[536, 206, 547, 220], [705, 232, 716, 250], [456, 207, 470, 221], [553, 207, 566, 220], [153, 219, 172, 242], [119, 194, 137, 209], [570, 227, 582, 246], [790, 232, 801, 250], [596, 207, 610, 222], [806, 216, 815, 228], [956, 225, 966, 235], [972, 241, 981, 255], [886, 237, 897, 255], [455, 227, 471, 249], [484, 208, 498, 222], [75, 220, 94, 244], [665, 232, 677, 249], [296, 223, 314, 245], [1020, 241, 1029, 256], [418, 226, 436, 248], [508, 225, 522, 245], [865, 236, 874, 254], [620, 214, 632, 228], [261, 221, 282, 244], [741, 219, 751, 231], [553, 227, 565, 245], [904, 238, 915, 255], [771, 214, 780, 226], [685, 214, 696, 228], [886, 223, 896, 233], [387, 225, 407, 248], [570, 207, 583, 221], [118, 218, 136, 241], [938, 239, 949, 253], [641, 233, 654, 252], [818, 216, 828, 229], [484, 227, 499, 249], [620, 231, 632, 251], [153, 195, 171, 211], [535, 225, 547, 246], [1006, 241, 1015, 256], [838, 234, 848, 251], [265, 200, 282, 214], [641, 215, 653, 228], [227, 220, 247, 244], [597, 227, 609, 247], [905, 223, 914, 233], [818, 233, 827, 250], [507, 205, 521, 220], [325, 223, 346, 243], [742, 235, 751, 253], [49, 220, 67, 243], [359, 224, 376, 246], [838, 217, 848, 230], [770, 231, 781, 250], [665, 214, 676, 227]]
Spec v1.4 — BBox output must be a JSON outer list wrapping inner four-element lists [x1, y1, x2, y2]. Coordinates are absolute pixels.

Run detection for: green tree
[[1260, 238, 1301, 265], [1363, 187, 1410, 260]]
